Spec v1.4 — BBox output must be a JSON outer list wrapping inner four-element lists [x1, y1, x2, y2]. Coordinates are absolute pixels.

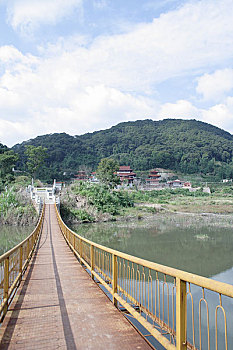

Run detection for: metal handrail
[[55, 203, 232, 350], [0, 204, 45, 322]]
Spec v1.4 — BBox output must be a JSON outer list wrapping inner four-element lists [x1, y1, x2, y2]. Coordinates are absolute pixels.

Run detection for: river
[[0, 226, 34, 255], [73, 213, 233, 349], [74, 213, 233, 279]]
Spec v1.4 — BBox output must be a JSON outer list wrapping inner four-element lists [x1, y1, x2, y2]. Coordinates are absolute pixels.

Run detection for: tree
[[25, 145, 47, 179], [97, 158, 120, 188], [0, 150, 19, 186]]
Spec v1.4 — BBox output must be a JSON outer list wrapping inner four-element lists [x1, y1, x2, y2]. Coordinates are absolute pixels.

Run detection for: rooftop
[[119, 166, 132, 171]]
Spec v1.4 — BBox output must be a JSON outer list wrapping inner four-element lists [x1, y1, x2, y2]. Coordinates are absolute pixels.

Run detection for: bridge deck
[[0, 205, 151, 350]]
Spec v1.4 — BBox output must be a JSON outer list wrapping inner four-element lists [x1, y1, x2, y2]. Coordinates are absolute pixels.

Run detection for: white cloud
[[158, 100, 199, 119], [70, 0, 233, 91], [0, 45, 24, 63], [159, 97, 233, 134], [0, 119, 33, 146], [201, 97, 233, 130], [6, 0, 83, 33], [1, 0, 233, 146], [196, 69, 233, 101]]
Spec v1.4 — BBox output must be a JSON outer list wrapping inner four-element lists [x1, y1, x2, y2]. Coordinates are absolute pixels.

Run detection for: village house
[[166, 180, 192, 189], [117, 166, 136, 186], [167, 179, 183, 188], [183, 181, 192, 189], [146, 169, 161, 187]]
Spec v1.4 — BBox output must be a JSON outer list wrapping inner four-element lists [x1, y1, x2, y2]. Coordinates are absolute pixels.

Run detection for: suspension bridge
[[0, 201, 233, 349]]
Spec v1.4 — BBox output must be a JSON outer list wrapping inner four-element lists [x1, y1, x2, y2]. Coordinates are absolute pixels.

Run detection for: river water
[[75, 213, 233, 279], [0, 226, 34, 255], [73, 213, 233, 349]]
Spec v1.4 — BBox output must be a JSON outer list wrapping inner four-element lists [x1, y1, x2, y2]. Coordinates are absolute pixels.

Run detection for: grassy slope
[[131, 186, 233, 214], [0, 176, 38, 225]]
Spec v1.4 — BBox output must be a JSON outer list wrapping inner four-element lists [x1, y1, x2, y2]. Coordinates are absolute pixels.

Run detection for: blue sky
[[1, 0, 233, 146]]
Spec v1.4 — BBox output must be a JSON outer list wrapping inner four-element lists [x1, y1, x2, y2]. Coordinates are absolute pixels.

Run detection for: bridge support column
[[176, 278, 187, 350], [112, 254, 118, 307]]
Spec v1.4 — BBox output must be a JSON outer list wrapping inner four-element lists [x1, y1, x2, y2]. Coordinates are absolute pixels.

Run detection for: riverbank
[[0, 186, 38, 226], [60, 181, 134, 224], [60, 182, 233, 225]]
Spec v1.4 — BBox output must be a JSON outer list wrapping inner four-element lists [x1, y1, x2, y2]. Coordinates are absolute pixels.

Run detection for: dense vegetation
[[75, 182, 133, 214], [0, 142, 38, 226], [0, 142, 19, 190], [60, 182, 134, 223], [60, 181, 233, 224], [0, 183, 37, 225], [12, 119, 233, 181]]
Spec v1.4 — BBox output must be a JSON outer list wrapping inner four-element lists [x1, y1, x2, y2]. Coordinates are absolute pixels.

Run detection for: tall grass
[[0, 187, 37, 225]]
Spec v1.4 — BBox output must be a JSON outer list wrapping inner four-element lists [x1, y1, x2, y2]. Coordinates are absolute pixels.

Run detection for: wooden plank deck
[[0, 205, 152, 350]]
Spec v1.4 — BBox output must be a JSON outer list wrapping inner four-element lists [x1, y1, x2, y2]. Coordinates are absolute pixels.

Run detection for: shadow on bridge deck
[[0, 205, 152, 350]]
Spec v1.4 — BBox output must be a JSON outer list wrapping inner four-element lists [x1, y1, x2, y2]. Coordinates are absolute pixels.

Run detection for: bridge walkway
[[0, 205, 151, 350]]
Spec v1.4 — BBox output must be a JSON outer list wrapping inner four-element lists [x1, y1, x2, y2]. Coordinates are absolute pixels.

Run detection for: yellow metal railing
[[55, 204, 233, 350], [0, 204, 45, 322]]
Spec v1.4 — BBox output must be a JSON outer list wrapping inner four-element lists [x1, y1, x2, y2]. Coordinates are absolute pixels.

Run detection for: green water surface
[[73, 213, 233, 278], [0, 226, 34, 255]]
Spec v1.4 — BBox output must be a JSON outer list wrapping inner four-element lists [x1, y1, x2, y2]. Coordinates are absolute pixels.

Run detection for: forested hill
[[12, 119, 233, 181]]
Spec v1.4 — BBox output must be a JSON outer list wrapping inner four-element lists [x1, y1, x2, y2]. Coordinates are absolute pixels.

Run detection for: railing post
[[176, 278, 187, 350], [73, 235, 76, 251], [91, 244, 94, 280], [33, 231, 36, 248], [19, 245, 23, 279], [112, 254, 118, 307], [27, 239, 30, 258], [80, 239, 83, 265], [3, 257, 9, 317]]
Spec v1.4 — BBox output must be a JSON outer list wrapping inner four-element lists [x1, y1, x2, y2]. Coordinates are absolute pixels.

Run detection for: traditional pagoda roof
[[118, 172, 136, 177], [74, 170, 89, 180], [149, 174, 160, 177], [148, 169, 160, 178], [119, 166, 132, 171], [146, 169, 161, 184]]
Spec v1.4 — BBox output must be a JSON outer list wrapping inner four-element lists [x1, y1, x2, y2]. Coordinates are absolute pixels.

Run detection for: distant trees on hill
[[12, 119, 233, 182], [0, 142, 18, 187]]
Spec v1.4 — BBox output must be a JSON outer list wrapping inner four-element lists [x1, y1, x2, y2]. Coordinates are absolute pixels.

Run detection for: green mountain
[[12, 119, 233, 181]]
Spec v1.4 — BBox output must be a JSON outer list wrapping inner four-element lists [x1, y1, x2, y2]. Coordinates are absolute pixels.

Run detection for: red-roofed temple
[[146, 169, 161, 187], [117, 166, 136, 185]]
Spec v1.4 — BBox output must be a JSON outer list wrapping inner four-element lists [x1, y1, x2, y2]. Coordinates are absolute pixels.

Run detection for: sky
[[1, 0, 233, 147]]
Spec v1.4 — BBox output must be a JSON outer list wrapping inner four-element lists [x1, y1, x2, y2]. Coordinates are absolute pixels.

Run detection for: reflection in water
[[73, 213, 233, 349], [73, 213, 233, 278], [0, 226, 33, 255]]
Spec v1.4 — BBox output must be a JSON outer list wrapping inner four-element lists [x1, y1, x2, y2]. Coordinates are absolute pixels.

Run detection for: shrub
[[70, 209, 95, 222], [72, 182, 134, 215]]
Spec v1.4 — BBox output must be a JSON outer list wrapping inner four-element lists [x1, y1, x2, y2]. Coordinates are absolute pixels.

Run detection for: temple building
[[146, 169, 161, 187], [117, 166, 136, 185], [74, 171, 89, 181]]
